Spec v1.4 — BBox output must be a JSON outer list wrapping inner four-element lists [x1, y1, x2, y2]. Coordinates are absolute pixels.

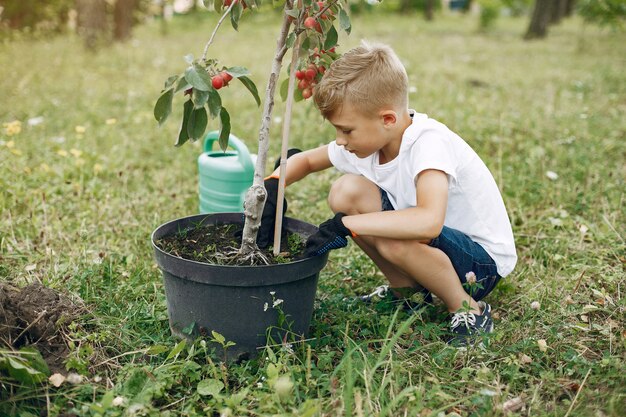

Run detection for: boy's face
[[327, 103, 395, 159]]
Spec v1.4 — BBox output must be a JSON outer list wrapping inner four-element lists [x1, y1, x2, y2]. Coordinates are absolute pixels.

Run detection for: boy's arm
[[267, 144, 332, 184], [303, 169, 448, 257], [342, 169, 448, 240]]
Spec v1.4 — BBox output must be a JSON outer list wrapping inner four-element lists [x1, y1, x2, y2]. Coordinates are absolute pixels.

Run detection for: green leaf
[[339, 9, 351, 34], [207, 89, 222, 119], [166, 339, 187, 360], [146, 345, 168, 355], [188, 107, 208, 141], [279, 77, 290, 102], [218, 107, 231, 151], [192, 89, 210, 109], [164, 75, 179, 90], [286, 32, 296, 49], [211, 330, 226, 345], [238, 76, 261, 106], [294, 86, 303, 102], [319, 18, 332, 34], [5, 357, 46, 385], [230, 2, 243, 31], [175, 100, 193, 147], [213, 0, 222, 13], [185, 63, 212, 91], [184, 54, 194, 64], [301, 35, 311, 51], [197, 379, 224, 397], [175, 77, 191, 93], [324, 25, 338, 50], [154, 88, 174, 126], [225, 66, 251, 78]]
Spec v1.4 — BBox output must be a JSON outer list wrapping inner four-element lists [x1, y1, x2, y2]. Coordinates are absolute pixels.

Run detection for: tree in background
[[114, 0, 138, 41], [578, 0, 626, 29], [76, 0, 108, 49], [525, 0, 576, 39]]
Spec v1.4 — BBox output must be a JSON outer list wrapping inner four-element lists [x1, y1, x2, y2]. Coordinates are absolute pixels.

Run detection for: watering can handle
[[203, 131, 254, 173]]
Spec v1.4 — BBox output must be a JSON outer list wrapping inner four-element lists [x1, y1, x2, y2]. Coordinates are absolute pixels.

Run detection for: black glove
[[256, 148, 302, 249], [303, 212, 352, 258]]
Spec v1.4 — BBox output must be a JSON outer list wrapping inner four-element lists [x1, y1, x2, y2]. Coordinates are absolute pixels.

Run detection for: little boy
[[260, 41, 517, 346]]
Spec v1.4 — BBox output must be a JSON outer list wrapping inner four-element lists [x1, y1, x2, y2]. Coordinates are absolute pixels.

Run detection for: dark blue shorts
[[380, 189, 501, 301]]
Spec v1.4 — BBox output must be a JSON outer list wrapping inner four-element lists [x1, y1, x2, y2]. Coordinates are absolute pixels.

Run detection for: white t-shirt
[[327, 110, 517, 277]]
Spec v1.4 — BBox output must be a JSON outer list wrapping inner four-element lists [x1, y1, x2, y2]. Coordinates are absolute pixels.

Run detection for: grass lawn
[[1, 8, 625, 417]]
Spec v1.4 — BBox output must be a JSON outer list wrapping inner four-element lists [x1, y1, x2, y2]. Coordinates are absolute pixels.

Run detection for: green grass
[[1, 9, 625, 416]]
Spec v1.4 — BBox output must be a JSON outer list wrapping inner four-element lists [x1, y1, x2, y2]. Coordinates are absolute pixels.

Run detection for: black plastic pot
[[151, 213, 328, 361]]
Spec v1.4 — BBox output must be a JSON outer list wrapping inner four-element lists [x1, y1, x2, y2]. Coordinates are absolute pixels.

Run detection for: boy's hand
[[257, 177, 284, 248], [303, 213, 353, 257], [257, 148, 302, 249]]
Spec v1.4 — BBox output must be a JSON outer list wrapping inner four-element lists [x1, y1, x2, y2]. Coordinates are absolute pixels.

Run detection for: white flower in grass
[[530, 301, 541, 310], [546, 171, 559, 180], [537, 339, 548, 352], [465, 271, 477, 285], [579, 224, 589, 234], [272, 298, 284, 308], [263, 302, 268, 312], [112, 396, 126, 407]]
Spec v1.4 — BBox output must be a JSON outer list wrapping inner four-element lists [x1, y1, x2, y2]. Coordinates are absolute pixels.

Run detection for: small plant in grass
[[154, 0, 354, 264]]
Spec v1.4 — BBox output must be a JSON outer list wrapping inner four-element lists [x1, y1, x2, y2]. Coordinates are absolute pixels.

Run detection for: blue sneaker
[[449, 301, 494, 347]]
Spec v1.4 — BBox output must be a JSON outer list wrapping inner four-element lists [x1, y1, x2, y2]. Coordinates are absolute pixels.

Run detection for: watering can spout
[[198, 131, 256, 213]]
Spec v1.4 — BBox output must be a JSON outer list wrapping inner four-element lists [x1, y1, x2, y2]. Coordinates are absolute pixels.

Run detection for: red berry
[[304, 68, 316, 81], [315, 21, 322, 33], [212, 75, 224, 90], [298, 79, 309, 90], [295, 70, 305, 80], [318, 65, 326, 74], [220, 71, 233, 84], [304, 17, 317, 29], [302, 88, 313, 99], [184, 88, 193, 96]]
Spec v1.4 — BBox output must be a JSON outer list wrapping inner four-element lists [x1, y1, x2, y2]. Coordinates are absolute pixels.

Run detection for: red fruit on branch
[[212, 75, 224, 90], [304, 68, 316, 81], [295, 70, 305, 80], [304, 17, 317, 29], [220, 72, 233, 84], [298, 79, 309, 90], [302, 88, 313, 99], [318, 65, 326, 74], [184, 88, 193, 96]]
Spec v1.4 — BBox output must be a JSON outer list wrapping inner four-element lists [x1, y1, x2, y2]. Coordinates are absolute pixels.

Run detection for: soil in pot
[[154, 222, 306, 265]]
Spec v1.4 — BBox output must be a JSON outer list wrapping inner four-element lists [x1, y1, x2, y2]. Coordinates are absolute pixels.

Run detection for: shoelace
[[450, 311, 477, 330], [366, 285, 389, 299]]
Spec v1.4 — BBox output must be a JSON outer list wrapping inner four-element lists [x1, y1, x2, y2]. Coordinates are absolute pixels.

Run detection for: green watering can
[[198, 131, 255, 213]]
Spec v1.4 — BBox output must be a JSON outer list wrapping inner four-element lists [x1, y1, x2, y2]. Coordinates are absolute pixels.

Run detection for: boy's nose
[[336, 136, 347, 146]]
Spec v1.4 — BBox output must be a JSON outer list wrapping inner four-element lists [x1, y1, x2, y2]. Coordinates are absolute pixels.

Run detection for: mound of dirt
[[0, 283, 83, 374]]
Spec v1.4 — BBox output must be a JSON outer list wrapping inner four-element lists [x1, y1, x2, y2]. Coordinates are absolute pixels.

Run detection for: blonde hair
[[314, 41, 409, 118]]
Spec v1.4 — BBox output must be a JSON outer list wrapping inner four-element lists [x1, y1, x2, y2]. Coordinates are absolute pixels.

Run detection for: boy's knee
[[375, 238, 412, 264], [328, 174, 377, 214]]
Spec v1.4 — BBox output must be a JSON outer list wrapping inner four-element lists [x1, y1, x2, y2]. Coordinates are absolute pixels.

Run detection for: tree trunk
[[240, 8, 293, 255], [462, 0, 474, 13], [525, 0, 552, 40], [550, 0, 568, 24], [565, 0, 576, 17], [114, 0, 136, 41], [76, 0, 108, 50], [424, 0, 434, 21], [398, 0, 412, 14]]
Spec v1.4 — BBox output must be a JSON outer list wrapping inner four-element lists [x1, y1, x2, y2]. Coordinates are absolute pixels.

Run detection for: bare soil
[[155, 222, 305, 265], [0, 283, 83, 374]]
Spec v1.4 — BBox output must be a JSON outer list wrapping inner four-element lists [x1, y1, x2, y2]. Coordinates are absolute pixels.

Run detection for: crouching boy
[[259, 41, 517, 346]]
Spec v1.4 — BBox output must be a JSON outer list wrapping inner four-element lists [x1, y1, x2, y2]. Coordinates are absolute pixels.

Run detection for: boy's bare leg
[[329, 174, 481, 314]]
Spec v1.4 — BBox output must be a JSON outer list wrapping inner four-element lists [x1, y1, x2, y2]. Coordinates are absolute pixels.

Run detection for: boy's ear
[[380, 110, 397, 127]]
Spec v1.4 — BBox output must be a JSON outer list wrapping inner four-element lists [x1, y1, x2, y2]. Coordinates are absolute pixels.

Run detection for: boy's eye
[[342, 130, 352, 135]]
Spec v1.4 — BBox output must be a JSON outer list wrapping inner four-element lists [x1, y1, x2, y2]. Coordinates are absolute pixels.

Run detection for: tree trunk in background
[[525, 0, 552, 39], [76, 0, 108, 50], [462, 0, 474, 13], [565, 0, 576, 17], [550, 0, 568, 24], [114, 0, 136, 41], [398, 0, 412, 14], [424, 0, 434, 21]]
